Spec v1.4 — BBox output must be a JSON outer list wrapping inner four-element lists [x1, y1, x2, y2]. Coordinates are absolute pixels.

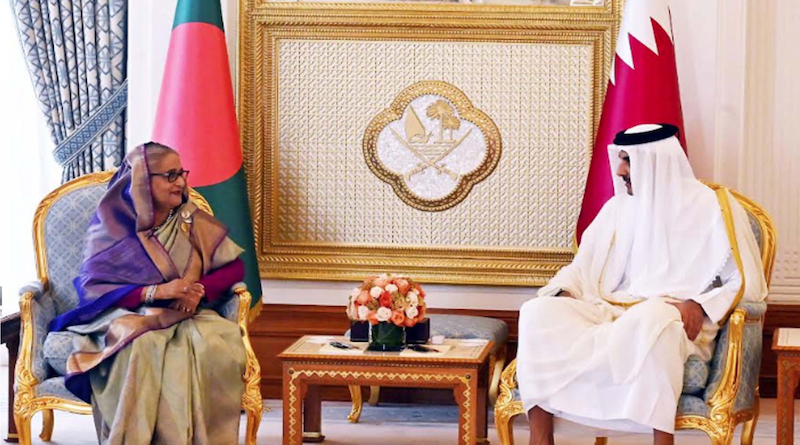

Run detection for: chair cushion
[[427, 314, 509, 350], [36, 376, 85, 404], [682, 356, 710, 396], [43, 331, 81, 375], [677, 394, 707, 417]]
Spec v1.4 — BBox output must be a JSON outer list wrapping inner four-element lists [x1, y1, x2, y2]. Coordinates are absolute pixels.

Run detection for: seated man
[[517, 124, 768, 445]]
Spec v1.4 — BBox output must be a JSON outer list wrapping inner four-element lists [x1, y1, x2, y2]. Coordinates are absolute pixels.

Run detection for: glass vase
[[368, 321, 405, 351]]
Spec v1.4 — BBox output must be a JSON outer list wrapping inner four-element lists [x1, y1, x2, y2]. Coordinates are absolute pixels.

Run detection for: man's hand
[[670, 300, 705, 341]]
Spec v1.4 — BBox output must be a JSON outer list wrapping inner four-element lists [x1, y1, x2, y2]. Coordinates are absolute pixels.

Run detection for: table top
[[772, 328, 800, 352], [279, 335, 493, 365]]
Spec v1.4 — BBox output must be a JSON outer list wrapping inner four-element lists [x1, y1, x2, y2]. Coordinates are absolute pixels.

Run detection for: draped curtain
[[10, 0, 127, 182]]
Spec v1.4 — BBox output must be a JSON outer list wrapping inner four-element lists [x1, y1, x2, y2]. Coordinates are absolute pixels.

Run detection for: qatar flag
[[575, 0, 687, 244]]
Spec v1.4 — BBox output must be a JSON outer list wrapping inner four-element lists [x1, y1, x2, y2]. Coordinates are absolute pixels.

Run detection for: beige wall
[[129, 0, 799, 308]]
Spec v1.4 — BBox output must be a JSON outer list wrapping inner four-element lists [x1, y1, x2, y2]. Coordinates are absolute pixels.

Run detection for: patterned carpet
[[3, 366, 799, 444]]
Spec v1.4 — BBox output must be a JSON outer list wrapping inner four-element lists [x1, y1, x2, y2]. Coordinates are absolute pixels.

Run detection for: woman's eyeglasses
[[150, 169, 190, 183]]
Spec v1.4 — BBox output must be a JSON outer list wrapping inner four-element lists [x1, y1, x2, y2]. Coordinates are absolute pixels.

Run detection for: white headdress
[[603, 124, 731, 299]]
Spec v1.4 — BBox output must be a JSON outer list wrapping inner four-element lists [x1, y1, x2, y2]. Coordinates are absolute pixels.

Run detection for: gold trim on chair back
[[32, 170, 214, 289], [702, 182, 777, 285]]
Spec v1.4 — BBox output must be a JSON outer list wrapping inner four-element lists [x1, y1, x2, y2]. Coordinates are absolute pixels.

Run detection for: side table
[[774, 327, 800, 445], [2, 313, 21, 443], [279, 336, 492, 445]]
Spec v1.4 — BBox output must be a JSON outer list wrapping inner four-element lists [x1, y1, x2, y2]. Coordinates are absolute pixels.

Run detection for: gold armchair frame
[[494, 184, 777, 445], [14, 171, 263, 445]]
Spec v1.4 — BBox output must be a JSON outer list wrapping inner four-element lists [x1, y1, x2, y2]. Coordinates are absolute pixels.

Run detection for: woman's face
[[150, 152, 187, 210]]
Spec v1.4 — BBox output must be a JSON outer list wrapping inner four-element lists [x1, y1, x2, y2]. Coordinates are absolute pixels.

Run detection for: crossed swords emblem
[[389, 127, 472, 181]]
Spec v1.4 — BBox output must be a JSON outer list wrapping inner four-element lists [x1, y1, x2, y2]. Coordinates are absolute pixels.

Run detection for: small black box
[[349, 321, 370, 342], [405, 318, 430, 344]]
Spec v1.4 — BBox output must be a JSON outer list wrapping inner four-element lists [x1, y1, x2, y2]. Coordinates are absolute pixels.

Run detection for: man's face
[[616, 150, 632, 195]]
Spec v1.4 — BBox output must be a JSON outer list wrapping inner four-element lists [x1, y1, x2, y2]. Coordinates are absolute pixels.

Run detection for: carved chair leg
[[489, 346, 508, 406], [40, 409, 54, 441], [710, 426, 735, 445], [14, 407, 34, 445], [368, 385, 380, 406], [244, 402, 262, 445], [741, 396, 760, 445], [347, 385, 363, 423], [595, 437, 609, 445], [494, 407, 517, 445]]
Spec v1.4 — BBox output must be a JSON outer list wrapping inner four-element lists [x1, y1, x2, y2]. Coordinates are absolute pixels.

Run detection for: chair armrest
[[15, 281, 56, 403], [497, 358, 519, 405], [703, 303, 765, 415], [229, 284, 264, 420]]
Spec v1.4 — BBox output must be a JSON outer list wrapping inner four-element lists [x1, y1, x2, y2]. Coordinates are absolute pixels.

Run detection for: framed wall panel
[[239, 0, 623, 285]]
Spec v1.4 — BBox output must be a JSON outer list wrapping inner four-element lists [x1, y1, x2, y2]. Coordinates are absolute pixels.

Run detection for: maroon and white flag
[[576, 0, 687, 244]]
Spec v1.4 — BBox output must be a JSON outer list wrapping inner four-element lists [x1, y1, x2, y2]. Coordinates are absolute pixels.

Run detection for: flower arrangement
[[346, 274, 428, 328]]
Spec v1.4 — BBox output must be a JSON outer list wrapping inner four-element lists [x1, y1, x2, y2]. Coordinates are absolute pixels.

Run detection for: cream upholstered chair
[[13, 171, 263, 445], [494, 184, 777, 445]]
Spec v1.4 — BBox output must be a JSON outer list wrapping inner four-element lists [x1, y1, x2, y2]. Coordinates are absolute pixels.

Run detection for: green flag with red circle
[[153, 0, 262, 318]]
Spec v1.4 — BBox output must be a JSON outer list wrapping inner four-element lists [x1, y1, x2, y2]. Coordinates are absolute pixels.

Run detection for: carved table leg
[[455, 371, 479, 445], [283, 367, 304, 445], [477, 362, 489, 444], [777, 356, 799, 445], [303, 385, 324, 443], [6, 335, 19, 442]]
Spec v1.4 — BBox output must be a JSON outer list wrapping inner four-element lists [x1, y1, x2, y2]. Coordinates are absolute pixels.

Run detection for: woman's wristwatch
[[145, 285, 158, 305]]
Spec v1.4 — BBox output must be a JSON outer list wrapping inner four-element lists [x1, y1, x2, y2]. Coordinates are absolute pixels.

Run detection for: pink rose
[[395, 279, 411, 295], [368, 311, 379, 325], [390, 310, 406, 326], [356, 290, 371, 305]]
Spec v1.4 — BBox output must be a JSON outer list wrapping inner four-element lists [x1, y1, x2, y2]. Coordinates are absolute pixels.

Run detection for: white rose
[[370, 286, 383, 298], [377, 307, 392, 322], [358, 306, 370, 321], [346, 304, 357, 319], [350, 287, 361, 299], [386, 284, 398, 293], [408, 292, 419, 305], [379, 273, 389, 280], [405, 305, 419, 319]]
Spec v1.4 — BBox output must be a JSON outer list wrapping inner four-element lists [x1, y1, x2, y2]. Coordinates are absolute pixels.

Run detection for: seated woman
[[49, 142, 247, 444]]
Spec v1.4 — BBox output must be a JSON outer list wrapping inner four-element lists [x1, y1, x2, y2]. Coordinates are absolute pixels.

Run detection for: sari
[[49, 144, 247, 444]]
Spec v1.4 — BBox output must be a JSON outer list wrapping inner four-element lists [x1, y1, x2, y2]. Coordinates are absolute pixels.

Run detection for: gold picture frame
[[239, 0, 623, 286]]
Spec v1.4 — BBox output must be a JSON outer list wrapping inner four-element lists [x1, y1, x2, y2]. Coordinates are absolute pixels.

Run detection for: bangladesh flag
[[153, 0, 262, 319]]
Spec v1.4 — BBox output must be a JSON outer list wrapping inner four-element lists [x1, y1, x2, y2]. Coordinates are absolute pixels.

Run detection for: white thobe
[[517, 255, 741, 434]]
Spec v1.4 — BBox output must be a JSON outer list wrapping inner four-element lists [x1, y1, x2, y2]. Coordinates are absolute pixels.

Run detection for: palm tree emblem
[[426, 100, 457, 143]]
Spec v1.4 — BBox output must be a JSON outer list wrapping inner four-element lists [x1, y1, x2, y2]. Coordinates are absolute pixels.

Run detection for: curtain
[[10, 0, 127, 182]]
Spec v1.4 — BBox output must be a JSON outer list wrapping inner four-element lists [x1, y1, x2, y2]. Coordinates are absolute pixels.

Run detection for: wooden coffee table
[[774, 328, 800, 445], [279, 335, 493, 445]]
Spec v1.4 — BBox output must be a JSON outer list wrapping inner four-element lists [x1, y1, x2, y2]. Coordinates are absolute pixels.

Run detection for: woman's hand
[[155, 279, 205, 313]]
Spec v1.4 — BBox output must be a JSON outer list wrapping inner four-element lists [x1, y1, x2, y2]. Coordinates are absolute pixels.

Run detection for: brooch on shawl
[[180, 210, 193, 233]]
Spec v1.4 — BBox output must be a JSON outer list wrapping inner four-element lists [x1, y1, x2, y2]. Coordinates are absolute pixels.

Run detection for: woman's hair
[[143, 142, 178, 173]]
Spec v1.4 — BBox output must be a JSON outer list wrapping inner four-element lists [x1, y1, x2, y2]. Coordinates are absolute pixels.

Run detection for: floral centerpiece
[[346, 274, 427, 351]]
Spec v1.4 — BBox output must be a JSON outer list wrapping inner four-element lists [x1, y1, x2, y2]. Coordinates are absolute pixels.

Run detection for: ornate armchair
[[494, 185, 777, 445], [13, 171, 263, 445]]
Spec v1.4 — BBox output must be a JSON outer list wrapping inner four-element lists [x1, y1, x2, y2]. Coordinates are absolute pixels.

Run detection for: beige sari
[[73, 203, 247, 445]]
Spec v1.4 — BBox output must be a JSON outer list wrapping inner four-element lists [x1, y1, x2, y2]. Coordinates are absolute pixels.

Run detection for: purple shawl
[[50, 144, 228, 331]]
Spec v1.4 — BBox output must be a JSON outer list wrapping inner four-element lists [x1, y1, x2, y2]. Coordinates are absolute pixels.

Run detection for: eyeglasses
[[150, 169, 190, 183]]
